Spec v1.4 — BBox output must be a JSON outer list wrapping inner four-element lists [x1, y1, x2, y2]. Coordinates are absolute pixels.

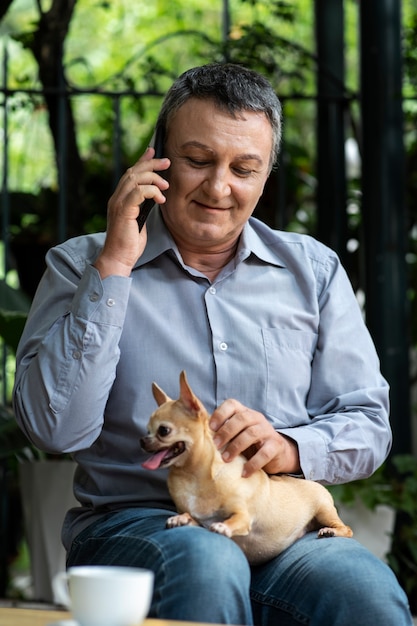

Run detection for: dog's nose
[[140, 436, 150, 450]]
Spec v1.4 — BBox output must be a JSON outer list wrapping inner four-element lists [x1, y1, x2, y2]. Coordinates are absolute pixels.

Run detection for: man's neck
[[178, 242, 239, 281]]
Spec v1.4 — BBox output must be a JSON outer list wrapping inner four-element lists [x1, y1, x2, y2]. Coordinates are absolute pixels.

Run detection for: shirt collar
[[133, 207, 287, 270], [239, 218, 287, 268]]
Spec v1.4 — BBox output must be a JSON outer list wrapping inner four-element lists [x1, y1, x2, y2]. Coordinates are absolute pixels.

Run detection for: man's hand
[[94, 148, 170, 278], [209, 399, 301, 477]]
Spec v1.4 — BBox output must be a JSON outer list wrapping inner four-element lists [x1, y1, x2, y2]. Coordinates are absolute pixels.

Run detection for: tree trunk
[[30, 0, 86, 237]]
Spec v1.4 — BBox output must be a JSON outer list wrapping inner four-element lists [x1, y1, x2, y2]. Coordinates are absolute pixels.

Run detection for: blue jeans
[[66, 507, 413, 625]]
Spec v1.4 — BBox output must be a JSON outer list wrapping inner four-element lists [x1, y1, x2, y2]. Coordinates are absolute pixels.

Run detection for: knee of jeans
[[163, 527, 251, 585], [300, 537, 407, 604], [150, 529, 253, 623]]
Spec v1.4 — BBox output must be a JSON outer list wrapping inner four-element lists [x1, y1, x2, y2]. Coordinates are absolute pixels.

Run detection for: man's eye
[[233, 168, 253, 177], [187, 158, 209, 167]]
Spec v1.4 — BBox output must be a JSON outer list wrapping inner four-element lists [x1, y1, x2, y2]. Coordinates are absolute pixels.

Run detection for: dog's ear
[[179, 370, 203, 414], [152, 382, 171, 406]]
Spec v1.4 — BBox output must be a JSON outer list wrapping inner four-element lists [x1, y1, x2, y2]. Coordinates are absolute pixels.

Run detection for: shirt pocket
[[262, 328, 318, 426]]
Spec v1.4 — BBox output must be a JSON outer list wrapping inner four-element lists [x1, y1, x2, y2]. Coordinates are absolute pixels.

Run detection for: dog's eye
[[158, 425, 171, 437]]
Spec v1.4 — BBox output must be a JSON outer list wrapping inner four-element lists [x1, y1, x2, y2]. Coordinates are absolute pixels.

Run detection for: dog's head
[[140, 371, 209, 470]]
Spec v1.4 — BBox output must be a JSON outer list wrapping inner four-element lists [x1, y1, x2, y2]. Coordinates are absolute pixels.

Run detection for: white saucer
[[47, 620, 78, 626]]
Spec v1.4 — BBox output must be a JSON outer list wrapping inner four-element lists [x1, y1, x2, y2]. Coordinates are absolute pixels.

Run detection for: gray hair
[[157, 63, 282, 171]]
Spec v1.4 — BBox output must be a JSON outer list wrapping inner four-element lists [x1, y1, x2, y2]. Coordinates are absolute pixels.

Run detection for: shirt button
[[72, 350, 82, 360], [106, 298, 115, 307], [89, 292, 99, 302], [219, 342, 228, 351], [209, 286, 216, 295]]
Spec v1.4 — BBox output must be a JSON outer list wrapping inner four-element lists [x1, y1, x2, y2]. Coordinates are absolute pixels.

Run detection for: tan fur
[[141, 371, 353, 565]]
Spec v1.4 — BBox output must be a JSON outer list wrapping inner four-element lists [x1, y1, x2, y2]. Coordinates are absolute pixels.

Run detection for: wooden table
[[0, 608, 71, 626], [0, 607, 222, 626]]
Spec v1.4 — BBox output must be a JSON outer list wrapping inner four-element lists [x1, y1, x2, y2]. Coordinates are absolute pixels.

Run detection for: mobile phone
[[137, 124, 166, 232]]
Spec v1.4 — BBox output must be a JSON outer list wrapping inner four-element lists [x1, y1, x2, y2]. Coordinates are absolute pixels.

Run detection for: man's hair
[[157, 63, 282, 171]]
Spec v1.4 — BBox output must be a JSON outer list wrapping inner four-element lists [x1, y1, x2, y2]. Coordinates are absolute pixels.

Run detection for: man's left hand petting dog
[[140, 371, 353, 565]]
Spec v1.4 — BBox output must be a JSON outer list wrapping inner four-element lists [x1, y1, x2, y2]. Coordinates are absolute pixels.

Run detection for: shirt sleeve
[[13, 241, 132, 453], [278, 251, 391, 485]]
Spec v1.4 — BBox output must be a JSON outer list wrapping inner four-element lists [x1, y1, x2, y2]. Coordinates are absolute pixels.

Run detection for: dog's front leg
[[210, 511, 251, 538], [166, 512, 200, 529]]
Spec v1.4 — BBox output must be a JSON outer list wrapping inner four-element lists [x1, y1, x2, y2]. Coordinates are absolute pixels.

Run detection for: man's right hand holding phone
[[94, 147, 170, 279]]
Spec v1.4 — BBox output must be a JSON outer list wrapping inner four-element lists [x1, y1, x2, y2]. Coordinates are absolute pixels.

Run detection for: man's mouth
[[142, 441, 186, 470], [194, 200, 230, 211]]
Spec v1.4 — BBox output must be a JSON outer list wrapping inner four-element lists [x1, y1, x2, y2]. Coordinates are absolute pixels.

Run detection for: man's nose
[[203, 166, 232, 199]]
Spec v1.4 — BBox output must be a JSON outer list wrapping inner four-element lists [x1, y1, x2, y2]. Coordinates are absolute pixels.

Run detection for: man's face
[[160, 98, 273, 252]]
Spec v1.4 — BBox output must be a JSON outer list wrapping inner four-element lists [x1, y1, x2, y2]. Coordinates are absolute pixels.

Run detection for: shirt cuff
[[70, 264, 132, 326], [278, 426, 328, 482]]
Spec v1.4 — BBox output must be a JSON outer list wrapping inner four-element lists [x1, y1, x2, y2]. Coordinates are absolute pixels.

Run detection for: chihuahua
[[141, 371, 353, 565]]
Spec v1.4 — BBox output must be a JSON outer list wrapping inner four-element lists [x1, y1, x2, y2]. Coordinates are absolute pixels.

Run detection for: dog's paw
[[210, 522, 232, 538], [166, 513, 196, 528], [317, 527, 335, 538]]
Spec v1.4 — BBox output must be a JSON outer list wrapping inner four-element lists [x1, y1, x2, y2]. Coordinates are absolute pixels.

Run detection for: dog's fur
[[141, 371, 353, 565]]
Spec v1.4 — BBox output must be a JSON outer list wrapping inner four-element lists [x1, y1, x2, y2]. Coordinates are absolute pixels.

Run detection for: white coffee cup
[[53, 565, 154, 626]]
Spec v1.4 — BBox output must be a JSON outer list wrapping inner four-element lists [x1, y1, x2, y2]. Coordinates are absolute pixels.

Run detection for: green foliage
[[0, 309, 27, 354], [330, 455, 417, 515], [0, 280, 30, 312], [0, 286, 30, 462], [388, 455, 417, 613], [0, 404, 29, 460], [0, 280, 29, 353], [403, 12, 417, 352]]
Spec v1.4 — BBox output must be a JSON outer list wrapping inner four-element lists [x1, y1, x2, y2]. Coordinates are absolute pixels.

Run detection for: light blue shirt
[[13, 207, 391, 549]]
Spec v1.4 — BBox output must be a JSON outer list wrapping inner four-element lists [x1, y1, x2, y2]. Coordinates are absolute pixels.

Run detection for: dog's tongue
[[142, 449, 170, 470]]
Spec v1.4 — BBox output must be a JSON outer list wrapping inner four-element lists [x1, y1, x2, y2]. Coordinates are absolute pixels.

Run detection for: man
[[13, 63, 413, 625]]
